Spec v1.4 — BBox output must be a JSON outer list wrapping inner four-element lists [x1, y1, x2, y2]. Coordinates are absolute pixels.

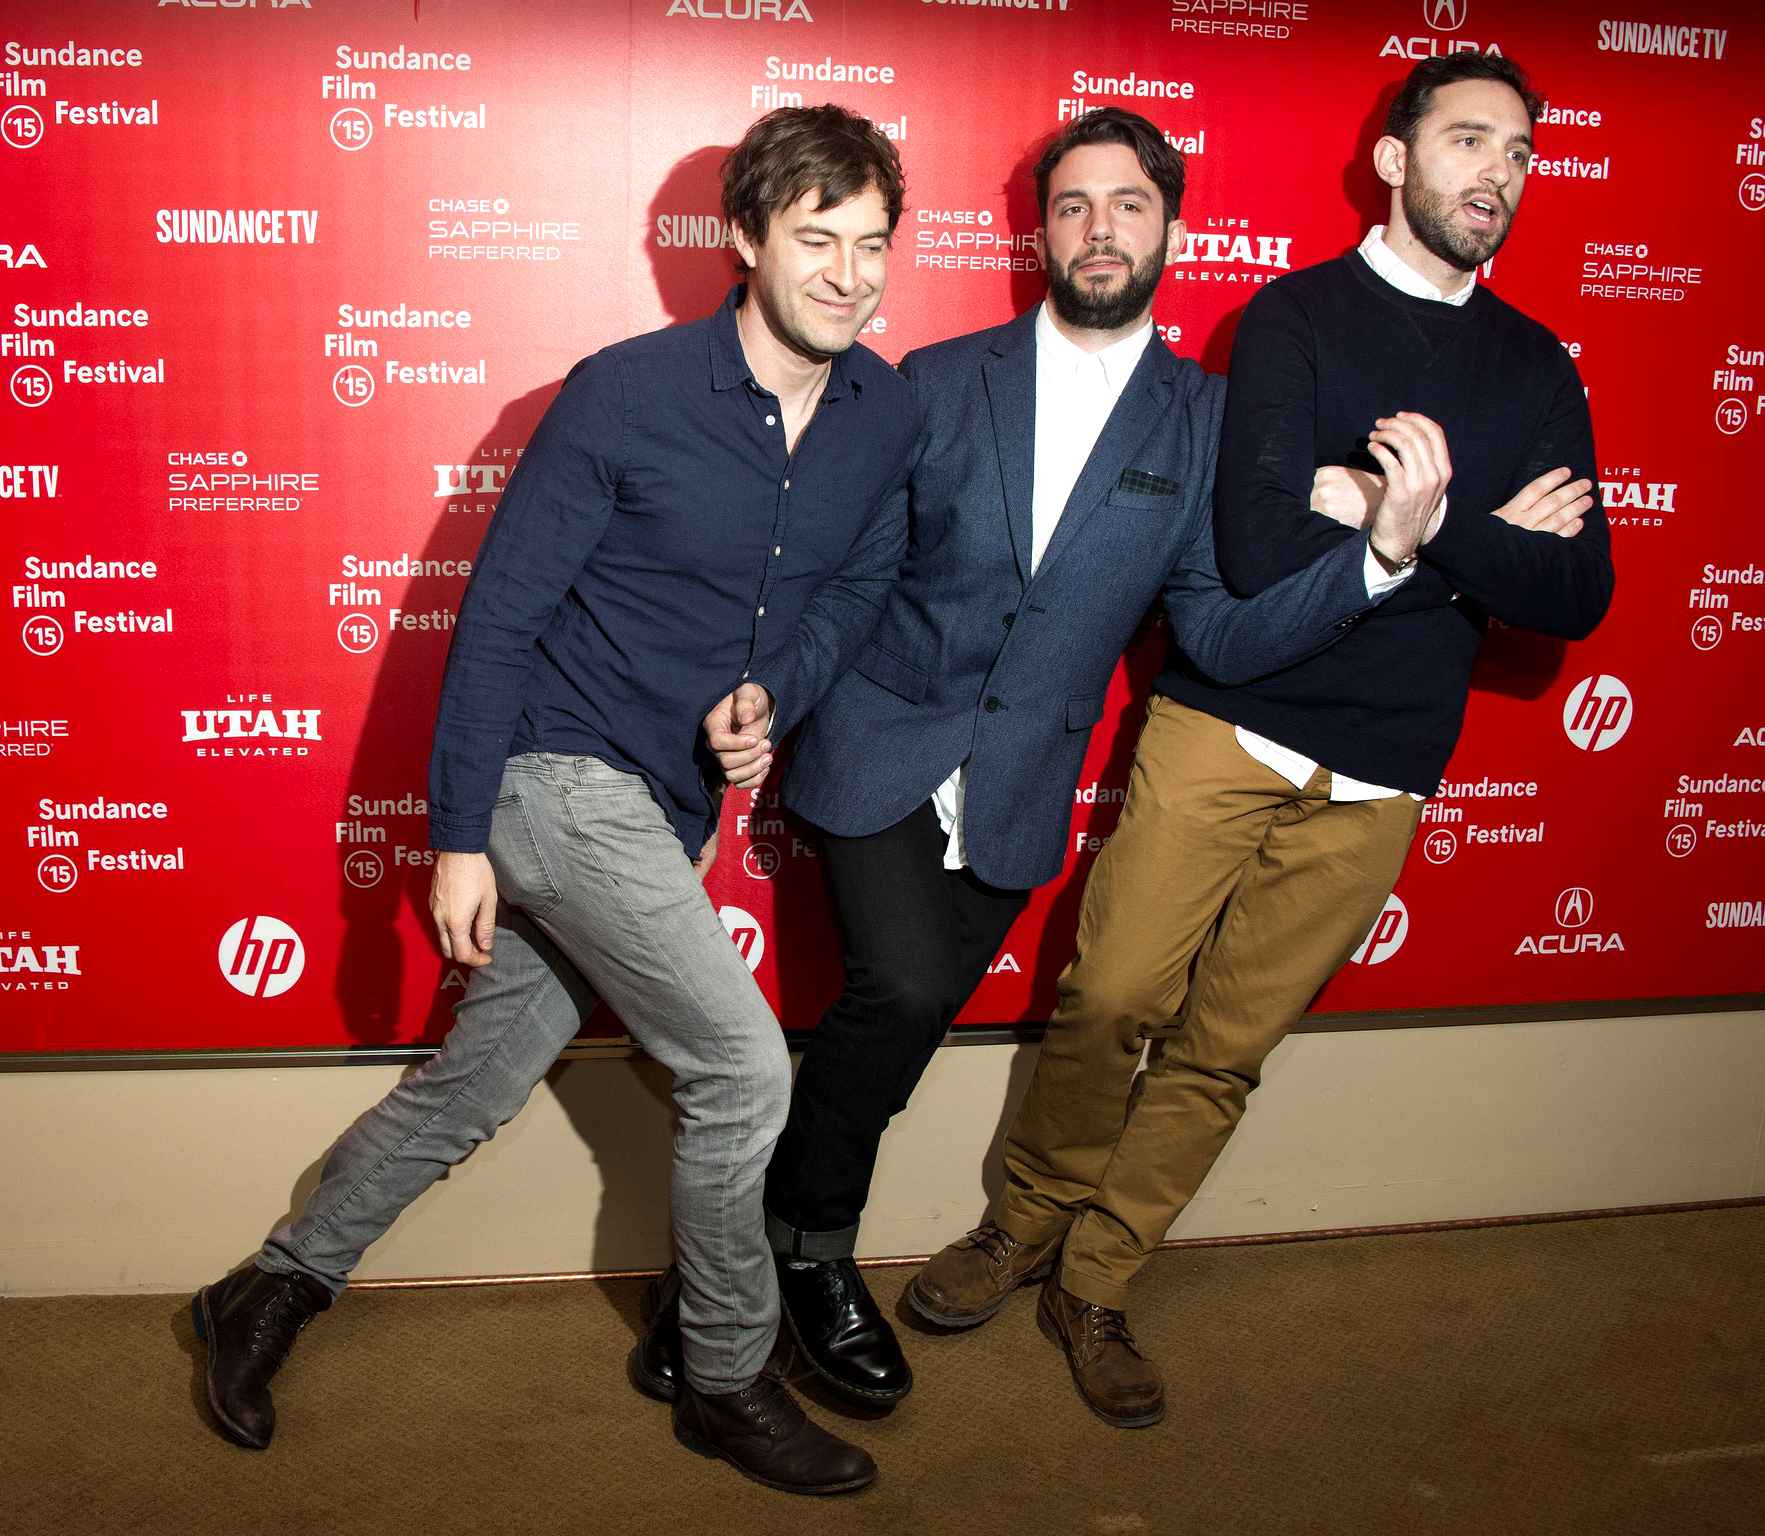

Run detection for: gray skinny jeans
[[258, 752, 790, 1392]]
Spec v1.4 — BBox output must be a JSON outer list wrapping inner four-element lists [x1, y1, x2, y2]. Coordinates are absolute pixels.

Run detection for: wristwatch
[[1370, 541, 1418, 577]]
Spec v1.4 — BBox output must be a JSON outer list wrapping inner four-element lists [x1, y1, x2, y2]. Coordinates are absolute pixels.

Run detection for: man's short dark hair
[[720, 104, 905, 263], [1033, 108, 1185, 222], [1383, 54, 1543, 149]]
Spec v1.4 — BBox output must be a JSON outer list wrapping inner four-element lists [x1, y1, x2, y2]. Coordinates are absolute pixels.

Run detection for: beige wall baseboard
[[5, 1011, 1763, 1297]]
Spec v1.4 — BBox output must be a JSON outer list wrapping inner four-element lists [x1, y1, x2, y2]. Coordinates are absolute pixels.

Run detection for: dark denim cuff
[[765, 1207, 859, 1261]]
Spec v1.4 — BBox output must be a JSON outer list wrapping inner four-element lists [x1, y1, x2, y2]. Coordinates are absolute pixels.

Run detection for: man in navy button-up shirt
[[427, 281, 916, 862], [198, 108, 915, 1497]]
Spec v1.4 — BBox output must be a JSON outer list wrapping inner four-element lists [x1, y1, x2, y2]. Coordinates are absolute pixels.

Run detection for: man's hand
[[429, 850, 498, 968], [703, 682, 775, 790], [692, 831, 719, 881], [1493, 466, 1592, 540], [1366, 411, 1451, 565], [1310, 465, 1385, 530]]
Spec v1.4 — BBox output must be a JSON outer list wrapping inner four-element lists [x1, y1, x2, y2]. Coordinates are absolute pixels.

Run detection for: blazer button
[[984, 696, 1001, 713], [1001, 613, 1014, 628]]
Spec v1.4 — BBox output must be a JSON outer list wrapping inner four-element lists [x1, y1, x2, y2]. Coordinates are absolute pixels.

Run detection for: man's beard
[[1046, 234, 1167, 331], [1402, 173, 1511, 272]]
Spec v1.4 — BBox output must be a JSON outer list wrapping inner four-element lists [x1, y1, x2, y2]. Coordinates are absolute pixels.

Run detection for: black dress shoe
[[627, 1264, 682, 1402], [777, 1256, 911, 1407], [675, 1376, 876, 1494], [191, 1265, 332, 1449]]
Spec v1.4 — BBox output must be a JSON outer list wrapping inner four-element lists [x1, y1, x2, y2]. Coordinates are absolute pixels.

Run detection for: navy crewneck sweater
[[1158, 251, 1614, 794]]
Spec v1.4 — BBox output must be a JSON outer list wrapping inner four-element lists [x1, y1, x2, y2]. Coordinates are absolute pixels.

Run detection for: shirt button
[[757, 605, 766, 617], [773, 546, 782, 557], [783, 479, 791, 490], [765, 414, 776, 426], [984, 696, 1001, 713]]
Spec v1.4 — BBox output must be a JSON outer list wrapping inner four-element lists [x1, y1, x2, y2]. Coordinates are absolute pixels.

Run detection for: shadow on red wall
[[332, 381, 563, 1046]]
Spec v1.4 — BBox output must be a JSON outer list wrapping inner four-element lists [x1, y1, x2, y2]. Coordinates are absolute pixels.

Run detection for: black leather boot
[[627, 1264, 682, 1402], [191, 1265, 332, 1449], [777, 1256, 911, 1407], [675, 1375, 877, 1494]]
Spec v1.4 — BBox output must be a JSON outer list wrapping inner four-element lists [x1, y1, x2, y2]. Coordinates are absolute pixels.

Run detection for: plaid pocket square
[[1118, 468, 1179, 496]]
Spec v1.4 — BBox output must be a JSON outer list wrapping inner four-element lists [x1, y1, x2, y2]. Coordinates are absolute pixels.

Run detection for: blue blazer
[[781, 308, 1380, 890]]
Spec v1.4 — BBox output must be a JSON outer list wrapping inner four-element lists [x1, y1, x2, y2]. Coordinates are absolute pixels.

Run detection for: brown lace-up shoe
[[906, 1222, 1062, 1329], [674, 1375, 877, 1495], [1036, 1279, 1165, 1428]]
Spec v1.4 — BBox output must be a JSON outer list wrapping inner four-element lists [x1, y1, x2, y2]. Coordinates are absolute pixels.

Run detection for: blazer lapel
[[981, 311, 1039, 586], [1032, 338, 1179, 580]]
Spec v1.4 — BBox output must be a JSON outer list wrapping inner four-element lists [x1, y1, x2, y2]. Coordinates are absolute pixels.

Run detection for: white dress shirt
[[1229, 227, 1465, 803]]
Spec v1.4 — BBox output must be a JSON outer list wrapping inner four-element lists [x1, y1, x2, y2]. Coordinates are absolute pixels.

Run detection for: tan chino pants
[[997, 696, 1423, 1310]]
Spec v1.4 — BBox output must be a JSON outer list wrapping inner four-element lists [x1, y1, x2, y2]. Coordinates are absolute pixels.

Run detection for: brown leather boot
[[1036, 1279, 1165, 1429], [906, 1222, 1062, 1328], [674, 1375, 877, 1495]]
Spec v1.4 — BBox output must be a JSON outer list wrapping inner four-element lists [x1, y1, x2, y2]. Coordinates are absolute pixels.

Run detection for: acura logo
[[1554, 888, 1593, 929], [1425, 0, 1467, 30]]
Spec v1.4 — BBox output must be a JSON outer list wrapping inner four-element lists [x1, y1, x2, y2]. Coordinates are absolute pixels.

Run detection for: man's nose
[[823, 245, 857, 291]]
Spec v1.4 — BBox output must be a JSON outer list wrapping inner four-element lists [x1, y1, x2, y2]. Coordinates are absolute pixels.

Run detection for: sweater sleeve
[[1213, 280, 1360, 597], [1417, 345, 1614, 640]]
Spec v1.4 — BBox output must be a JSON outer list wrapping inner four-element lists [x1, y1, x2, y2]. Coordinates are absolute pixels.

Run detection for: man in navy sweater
[[915, 54, 1613, 1428]]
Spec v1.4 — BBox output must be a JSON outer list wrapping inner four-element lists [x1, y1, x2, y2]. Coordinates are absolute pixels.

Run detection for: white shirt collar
[[1035, 303, 1156, 392], [1359, 225, 1476, 308]]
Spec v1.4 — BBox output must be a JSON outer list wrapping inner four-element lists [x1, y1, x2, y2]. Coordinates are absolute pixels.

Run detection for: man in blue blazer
[[702, 108, 1444, 1408]]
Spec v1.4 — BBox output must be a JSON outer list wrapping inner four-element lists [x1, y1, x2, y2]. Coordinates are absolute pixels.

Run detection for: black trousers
[[764, 800, 1028, 1256]]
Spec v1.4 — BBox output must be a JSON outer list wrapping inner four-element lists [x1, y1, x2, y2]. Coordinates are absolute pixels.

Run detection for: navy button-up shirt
[[428, 286, 920, 858]]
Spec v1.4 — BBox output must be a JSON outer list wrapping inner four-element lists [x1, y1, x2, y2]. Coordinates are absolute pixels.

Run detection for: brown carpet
[[3, 1209, 1762, 1536]]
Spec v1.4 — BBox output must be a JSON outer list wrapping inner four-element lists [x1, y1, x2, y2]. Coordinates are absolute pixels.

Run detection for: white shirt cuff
[[1362, 541, 1416, 599]]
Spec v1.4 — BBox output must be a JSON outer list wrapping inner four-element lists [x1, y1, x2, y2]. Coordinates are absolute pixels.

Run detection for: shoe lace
[[815, 1259, 857, 1305], [969, 1224, 1017, 1266], [248, 1278, 317, 1365], [737, 1378, 804, 1439], [1085, 1304, 1141, 1353]]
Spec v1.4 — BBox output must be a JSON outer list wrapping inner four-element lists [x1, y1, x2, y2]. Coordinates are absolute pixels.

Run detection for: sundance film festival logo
[[718, 904, 765, 972], [1349, 893, 1408, 966], [218, 915, 305, 999], [1562, 675, 1632, 753]]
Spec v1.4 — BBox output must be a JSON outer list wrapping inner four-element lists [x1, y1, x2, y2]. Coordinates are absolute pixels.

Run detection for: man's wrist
[[1368, 536, 1418, 577]]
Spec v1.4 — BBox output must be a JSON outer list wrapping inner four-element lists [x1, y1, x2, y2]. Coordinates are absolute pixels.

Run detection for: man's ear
[[729, 219, 761, 271], [1373, 134, 1407, 190], [1165, 218, 1188, 264], [1032, 227, 1047, 268]]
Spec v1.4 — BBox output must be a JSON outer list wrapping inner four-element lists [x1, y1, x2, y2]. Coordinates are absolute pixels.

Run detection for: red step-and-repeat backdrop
[[3, 0, 1762, 1056]]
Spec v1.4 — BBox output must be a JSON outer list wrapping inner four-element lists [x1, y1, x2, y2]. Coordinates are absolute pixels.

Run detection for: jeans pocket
[[488, 789, 561, 917]]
